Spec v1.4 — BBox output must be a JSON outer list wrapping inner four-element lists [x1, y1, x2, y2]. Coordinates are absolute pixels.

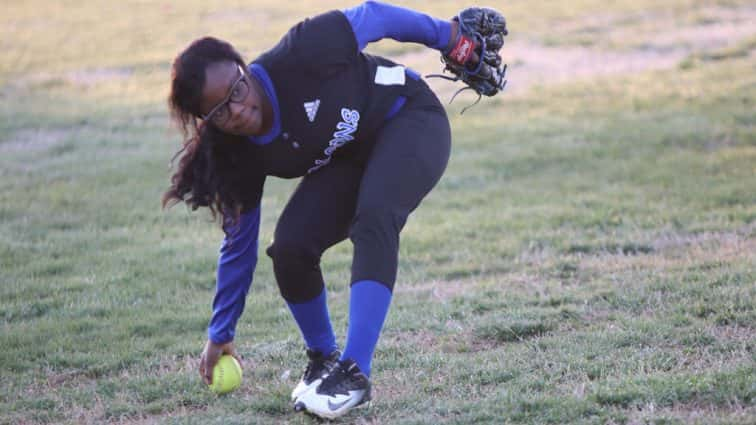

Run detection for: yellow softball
[[209, 355, 242, 395]]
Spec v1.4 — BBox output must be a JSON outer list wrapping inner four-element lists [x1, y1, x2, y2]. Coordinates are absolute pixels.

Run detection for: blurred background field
[[1, 1, 754, 424]]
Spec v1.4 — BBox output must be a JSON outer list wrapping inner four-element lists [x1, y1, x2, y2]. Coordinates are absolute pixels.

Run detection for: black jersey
[[208, 3, 455, 344], [250, 10, 424, 179]]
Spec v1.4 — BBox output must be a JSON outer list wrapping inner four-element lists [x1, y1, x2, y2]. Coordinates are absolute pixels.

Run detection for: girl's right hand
[[199, 339, 242, 385]]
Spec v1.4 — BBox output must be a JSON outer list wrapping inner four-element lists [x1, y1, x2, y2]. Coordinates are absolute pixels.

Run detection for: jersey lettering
[[307, 108, 361, 173]]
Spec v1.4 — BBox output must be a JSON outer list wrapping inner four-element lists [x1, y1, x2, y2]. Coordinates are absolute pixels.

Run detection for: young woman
[[164, 1, 505, 419]]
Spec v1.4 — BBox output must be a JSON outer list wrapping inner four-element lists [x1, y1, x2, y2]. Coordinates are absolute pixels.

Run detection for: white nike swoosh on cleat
[[327, 398, 351, 411]]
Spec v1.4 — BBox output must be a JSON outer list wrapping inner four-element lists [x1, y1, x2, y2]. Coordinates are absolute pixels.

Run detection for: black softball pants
[[266, 83, 451, 303]]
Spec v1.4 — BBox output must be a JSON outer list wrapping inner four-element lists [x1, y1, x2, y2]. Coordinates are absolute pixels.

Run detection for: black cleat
[[294, 358, 372, 419], [291, 349, 341, 401]]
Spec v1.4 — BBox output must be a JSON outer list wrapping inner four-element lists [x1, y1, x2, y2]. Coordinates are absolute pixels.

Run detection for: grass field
[[1, 1, 755, 424]]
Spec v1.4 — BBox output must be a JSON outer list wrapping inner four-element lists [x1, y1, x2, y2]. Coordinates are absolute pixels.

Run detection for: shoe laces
[[318, 360, 363, 397], [302, 349, 339, 382]]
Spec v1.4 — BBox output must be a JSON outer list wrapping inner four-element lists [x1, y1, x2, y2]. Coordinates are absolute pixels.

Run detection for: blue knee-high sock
[[341, 280, 393, 377], [286, 287, 338, 355]]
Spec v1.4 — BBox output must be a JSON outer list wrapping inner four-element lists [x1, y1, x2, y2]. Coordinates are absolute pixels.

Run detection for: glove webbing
[[427, 35, 507, 114]]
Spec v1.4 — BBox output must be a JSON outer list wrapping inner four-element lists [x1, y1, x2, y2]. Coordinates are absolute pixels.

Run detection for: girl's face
[[199, 61, 267, 136]]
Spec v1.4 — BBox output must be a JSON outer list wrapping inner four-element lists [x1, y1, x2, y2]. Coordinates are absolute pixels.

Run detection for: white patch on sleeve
[[374, 65, 406, 86]]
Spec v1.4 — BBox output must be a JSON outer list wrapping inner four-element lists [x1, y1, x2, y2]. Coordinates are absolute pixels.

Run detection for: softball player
[[165, 1, 506, 419]]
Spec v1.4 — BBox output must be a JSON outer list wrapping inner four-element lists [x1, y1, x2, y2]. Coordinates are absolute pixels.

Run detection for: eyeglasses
[[201, 64, 250, 127]]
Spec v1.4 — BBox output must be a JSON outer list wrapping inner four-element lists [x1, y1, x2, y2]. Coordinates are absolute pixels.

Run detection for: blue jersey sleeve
[[207, 206, 261, 344], [343, 1, 452, 52]]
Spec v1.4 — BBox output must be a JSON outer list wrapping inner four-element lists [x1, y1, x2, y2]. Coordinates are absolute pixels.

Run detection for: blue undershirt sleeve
[[342, 1, 452, 52], [207, 206, 261, 344]]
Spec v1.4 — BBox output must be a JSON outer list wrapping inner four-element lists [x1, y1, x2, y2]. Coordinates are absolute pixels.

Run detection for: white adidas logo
[[304, 99, 321, 123]]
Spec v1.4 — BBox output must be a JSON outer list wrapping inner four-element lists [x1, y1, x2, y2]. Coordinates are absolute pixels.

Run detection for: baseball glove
[[429, 7, 508, 113]]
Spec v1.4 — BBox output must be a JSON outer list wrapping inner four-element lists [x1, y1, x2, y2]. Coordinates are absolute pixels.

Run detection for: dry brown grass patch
[[579, 229, 755, 274], [627, 402, 756, 425]]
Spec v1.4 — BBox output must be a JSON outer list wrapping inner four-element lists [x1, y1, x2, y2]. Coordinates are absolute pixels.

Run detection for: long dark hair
[[163, 37, 257, 227]]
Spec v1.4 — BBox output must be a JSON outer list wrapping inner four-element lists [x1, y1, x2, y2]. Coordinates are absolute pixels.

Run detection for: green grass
[[2, 1, 755, 424]]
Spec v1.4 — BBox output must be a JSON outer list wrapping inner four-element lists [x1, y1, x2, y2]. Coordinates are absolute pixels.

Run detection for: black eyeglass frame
[[200, 64, 249, 125]]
